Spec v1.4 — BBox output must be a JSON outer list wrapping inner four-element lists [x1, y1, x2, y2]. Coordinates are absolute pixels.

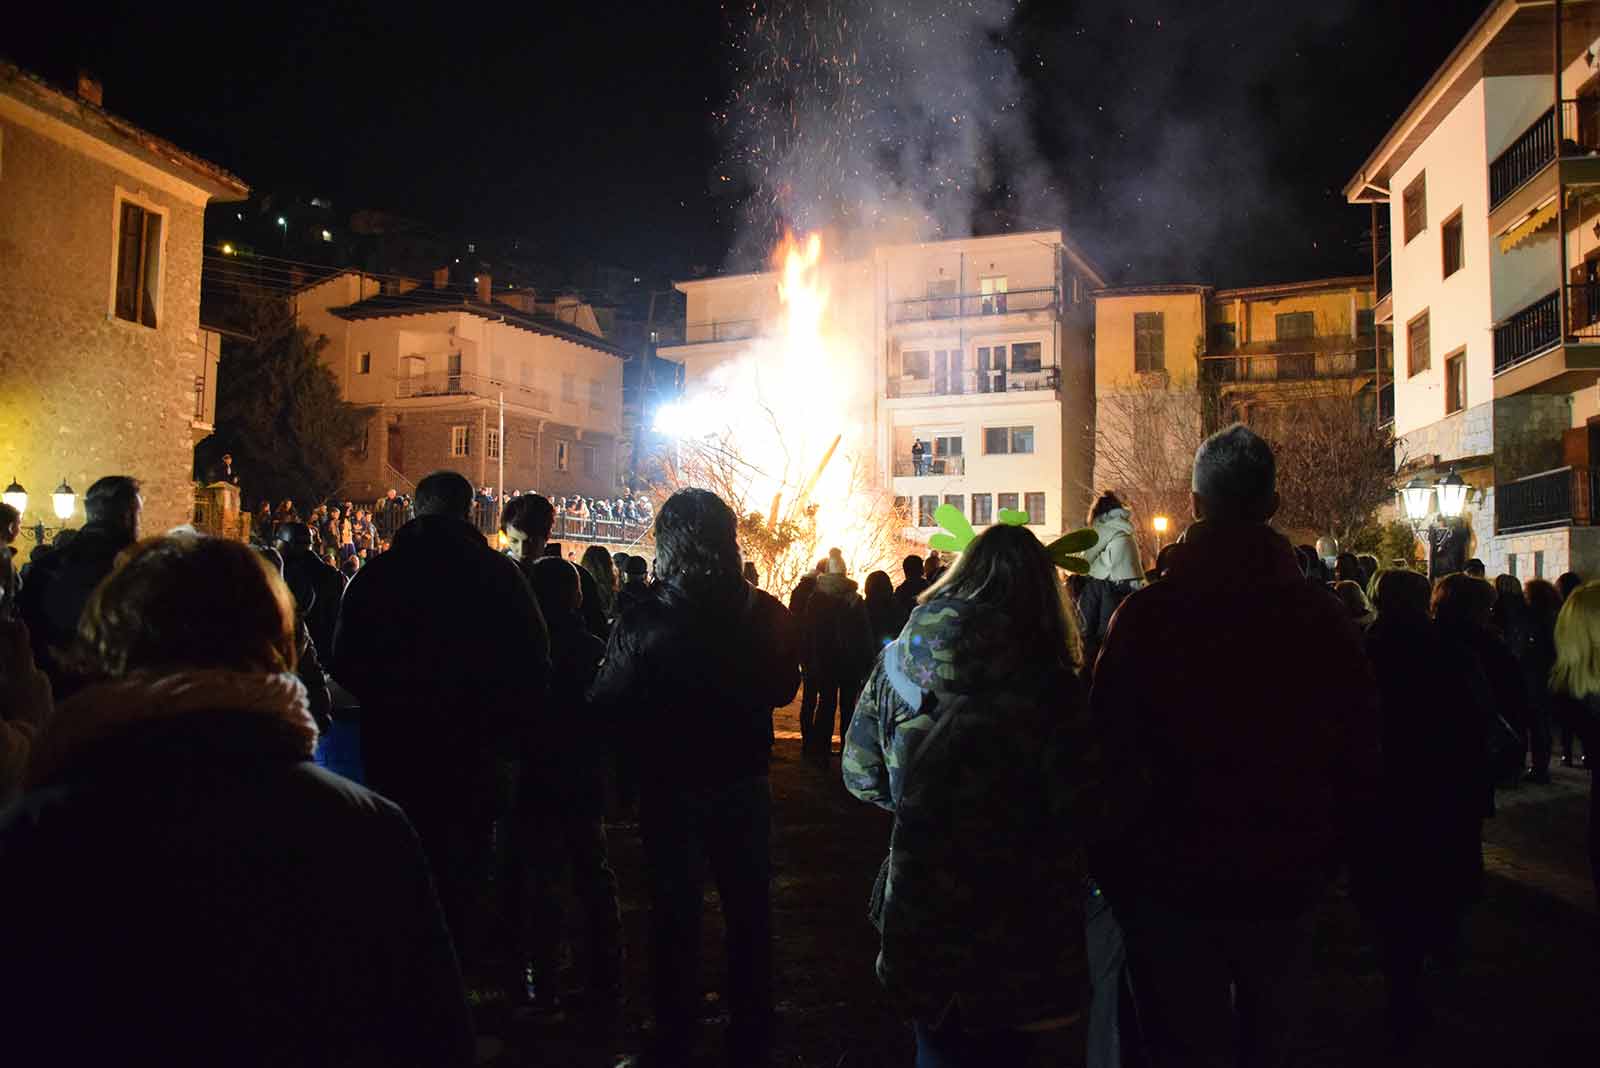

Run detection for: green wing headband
[[926, 503, 1099, 573]]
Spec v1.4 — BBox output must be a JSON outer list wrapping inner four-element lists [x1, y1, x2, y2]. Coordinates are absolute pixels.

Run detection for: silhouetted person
[[208, 451, 240, 485], [0, 502, 20, 621], [891, 553, 929, 632], [0, 536, 472, 1067], [862, 569, 898, 646], [1089, 425, 1380, 1067], [508, 558, 622, 1026], [800, 548, 874, 769], [274, 522, 347, 664], [333, 471, 549, 974], [590, 489, 800, 1067], [18, 475, 141, 697], [1464, 558, 1486, 579], [501, 495, 608, 639], [615, 554, 654, 616], [1358, 568, 1489, 1049]]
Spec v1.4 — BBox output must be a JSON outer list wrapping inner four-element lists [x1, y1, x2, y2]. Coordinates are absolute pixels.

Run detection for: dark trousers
[[1115, 895, 1317, 1068], [914, 1011, 1038, 1068], [1527, 700, 1554, 774], [405, 804, 496, 969], [804, 674, 859, 761], [506, 781, 623, 998], [640, 776, 773, 1063], [798, 672, 819, 749], [1377, 906, 1463, 1043]]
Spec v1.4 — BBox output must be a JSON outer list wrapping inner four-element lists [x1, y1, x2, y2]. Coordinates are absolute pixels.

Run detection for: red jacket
[[1089, 521, 1381, 916]]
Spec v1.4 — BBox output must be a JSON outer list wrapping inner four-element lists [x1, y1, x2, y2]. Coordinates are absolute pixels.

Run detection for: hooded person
[[0, 535, 472, 1067], [843, 523, 1099, 1066], [801, 548, 876, 769], [1079, 492, 1144, 586]]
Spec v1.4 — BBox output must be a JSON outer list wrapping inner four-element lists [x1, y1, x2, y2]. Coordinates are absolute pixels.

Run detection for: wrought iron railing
[[1377, 383, 1394, 427], [1496, 466, 1599, 533], [1493, 290, 1561, 373], [886, 364, 1059, 398], [892, 456, 966, 477], [665, 319, 762, 345], [1490, 106, 1557, 209], [396, 371, 551, 409], [889, 286, 1056, 322], [1569, 283, 1600, 339]]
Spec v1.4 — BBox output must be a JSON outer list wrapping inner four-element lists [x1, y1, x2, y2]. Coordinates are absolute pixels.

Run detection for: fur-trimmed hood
[[25, 670, 315, 789]]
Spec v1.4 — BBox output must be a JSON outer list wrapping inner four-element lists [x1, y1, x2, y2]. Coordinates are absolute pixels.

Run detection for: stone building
[[293, 272, 628, 502], [0, 65, 249, 534]]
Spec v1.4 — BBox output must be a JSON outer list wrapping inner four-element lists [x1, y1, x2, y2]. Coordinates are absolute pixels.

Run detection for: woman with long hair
[[1522, 578, 1563, 783], [843, 524, 1092, 1066], [1547, 582, 1600, 905], [0, 535, 471, 1066], [581, 543, 618, 619], [862, 568, 898, 647]]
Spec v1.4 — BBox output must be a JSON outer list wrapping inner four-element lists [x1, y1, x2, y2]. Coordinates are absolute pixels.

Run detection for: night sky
[[12, 0, 1490, 287]]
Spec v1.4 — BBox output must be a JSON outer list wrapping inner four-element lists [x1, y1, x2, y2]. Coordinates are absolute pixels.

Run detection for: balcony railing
[[1488, 99, 1600, 210], [892, 455, 966, 477], [1375, 254, 1392, 302], [397, 371, 551, 409], [1200, 347, 1386, 384], [1496, 466, 1599, 533], [664, 319, 762, 346], [1493, 290, 1561, 373], [886, 364, 1059, 398], [889, 286, 1056, 323], [1570, 283, 1600, 340], [1377, 382, 1394, 427]]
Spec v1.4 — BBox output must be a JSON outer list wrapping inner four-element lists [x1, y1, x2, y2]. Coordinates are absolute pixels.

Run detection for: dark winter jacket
[[614, 576, 656, 619], [1088, 520, 1382, 916], [1443, 621, 1528, 737], [890, 573, 930, 631], [1357, 612, 1489, 913], [0, 670, 473, 1068], [790, 572, 819, 619], [590, 573, 799, 791], [804, 572, 876, 683], [16, 522, 133, 695], [333, 515, 550, 817], [282, 545, 348, 660], [844, 598, 1097, 1029], [524, 606, 607, 814]]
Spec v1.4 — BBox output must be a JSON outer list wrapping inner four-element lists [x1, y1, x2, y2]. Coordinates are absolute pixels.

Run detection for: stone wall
[[0, 112, 208, 535], [1395, 399, 1492, 469]]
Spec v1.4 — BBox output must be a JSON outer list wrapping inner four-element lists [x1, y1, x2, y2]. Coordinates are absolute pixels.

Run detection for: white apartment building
[[1347, 0, 1600, 578], [665, 231, 1104, 540], [294, 272, 628, 501]]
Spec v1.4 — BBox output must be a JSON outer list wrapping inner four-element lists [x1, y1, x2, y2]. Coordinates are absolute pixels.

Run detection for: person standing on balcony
[[911, 438, 927, 476]]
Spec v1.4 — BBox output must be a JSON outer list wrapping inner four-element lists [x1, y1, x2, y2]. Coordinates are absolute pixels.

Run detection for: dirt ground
[[485, 701, 1599, 1066]]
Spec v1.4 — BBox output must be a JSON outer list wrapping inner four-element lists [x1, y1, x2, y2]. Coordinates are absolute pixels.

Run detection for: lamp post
[[1152, 514, 1169, 554], [27, 479, 77, 546], [2, 477, 26, 514], [1400, 468, 1470, 578]]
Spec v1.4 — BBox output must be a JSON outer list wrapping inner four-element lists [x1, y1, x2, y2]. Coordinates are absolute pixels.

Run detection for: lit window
[[320, 229, 332, 242]]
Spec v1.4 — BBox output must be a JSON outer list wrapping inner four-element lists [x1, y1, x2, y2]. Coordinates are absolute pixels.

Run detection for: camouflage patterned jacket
[[843, 597, 1096, 1030]]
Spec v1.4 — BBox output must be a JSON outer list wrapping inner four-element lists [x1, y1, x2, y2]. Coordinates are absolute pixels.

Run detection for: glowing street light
[[1436, 467, 1469, 519], [2, 477, 26, 514], [1153, 513, 1170, 552], [52, 479, 76, 521], [1401, 476, 1434, 523]]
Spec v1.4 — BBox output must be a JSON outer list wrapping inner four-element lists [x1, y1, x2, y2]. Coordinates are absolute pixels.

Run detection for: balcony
[[1201, 345, 1386, 386], [397, 371, 551, 409], [660, 319, 762, 346], [1374, 254, 1392, 325], [1488, 100, 1600, 234], [1377, 382, 1394, 427], [1493, 291, 1562, 374], [886, 364, 1059, 399], [892, 455, 966, 477], [889, 286, 1056, 323], [1496, 466, 1600, 534]]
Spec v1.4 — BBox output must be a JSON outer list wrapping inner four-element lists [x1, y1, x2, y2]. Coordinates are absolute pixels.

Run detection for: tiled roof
[[327, 289, 630, 359]]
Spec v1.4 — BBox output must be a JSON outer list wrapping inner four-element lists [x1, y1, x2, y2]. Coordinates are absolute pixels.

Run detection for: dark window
[[1010, 341, 1043, 372], [1210, 322, 1236, 350], [933, 435, 962, 456], [971, 493, 993, 525], [1134, 312, 1165, 372], [984, 427, 1010, 454], [1025, 492, 1045, 525], [1275, 312, 1315, 340], [943, 494, 965, 517], [1408, 311, 1431, 377], [918, 495, 939, 527], [1445, 350, 1466, 414], [1508, 554, 1519, 579], [1442, 211, 1464, 278], [1357, 310, 1375, 337], [357, 352, 372, 374], [1403, 172, 1427, 244], [1534, 550, 1545, 578], [998, 492, 1020, 514], [114, 200, 162, 327], [1010, 427, 1035, 454]]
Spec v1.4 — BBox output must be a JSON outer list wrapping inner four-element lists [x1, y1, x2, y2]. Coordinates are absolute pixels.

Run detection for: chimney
[[433, 267, 449, 290], [76, 71, 103, 107], [476, 274, 492, 304]]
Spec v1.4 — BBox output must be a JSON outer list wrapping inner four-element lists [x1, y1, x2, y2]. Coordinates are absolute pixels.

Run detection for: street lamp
[[2, 477, 25, 514], [1152, 514, 1169, 553], [1436, 467, 1469, 519], [52, 480, 76, 521], [1401, 476, 1434, 524]]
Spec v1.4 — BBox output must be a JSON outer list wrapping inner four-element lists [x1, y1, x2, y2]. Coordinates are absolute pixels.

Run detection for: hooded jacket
[[843, 598, 1098, 1030], [0, 670, 472, 1067], [1089, 521, 1381, 916], [1081, 508, 1143, 584], [332, 514, 549, 815]]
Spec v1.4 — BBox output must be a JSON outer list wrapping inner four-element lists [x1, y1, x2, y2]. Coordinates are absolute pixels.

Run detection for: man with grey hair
[[1087, 424, 1380, 1067]]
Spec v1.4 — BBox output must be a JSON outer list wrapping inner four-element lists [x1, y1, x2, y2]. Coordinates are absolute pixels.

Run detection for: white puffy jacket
[[1082, 508, 1144, 583]]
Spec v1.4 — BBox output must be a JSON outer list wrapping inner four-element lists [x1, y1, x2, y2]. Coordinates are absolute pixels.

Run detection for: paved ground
[[484, 703, 1598, 1066]]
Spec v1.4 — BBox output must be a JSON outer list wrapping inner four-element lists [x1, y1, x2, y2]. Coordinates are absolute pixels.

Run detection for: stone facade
[[0, 68, 246, 535], [1395, 400, 1493, 470]]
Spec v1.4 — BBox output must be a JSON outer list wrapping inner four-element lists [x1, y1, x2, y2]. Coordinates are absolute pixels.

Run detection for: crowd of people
[[1, 427, 1597, 1067]]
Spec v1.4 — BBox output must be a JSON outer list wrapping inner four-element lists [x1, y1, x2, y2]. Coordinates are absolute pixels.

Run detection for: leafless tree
[[1093, 373, 1206, 565]]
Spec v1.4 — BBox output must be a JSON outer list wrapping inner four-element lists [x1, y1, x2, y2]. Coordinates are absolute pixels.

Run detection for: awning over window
[[1499, 197, 1559, 253]]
